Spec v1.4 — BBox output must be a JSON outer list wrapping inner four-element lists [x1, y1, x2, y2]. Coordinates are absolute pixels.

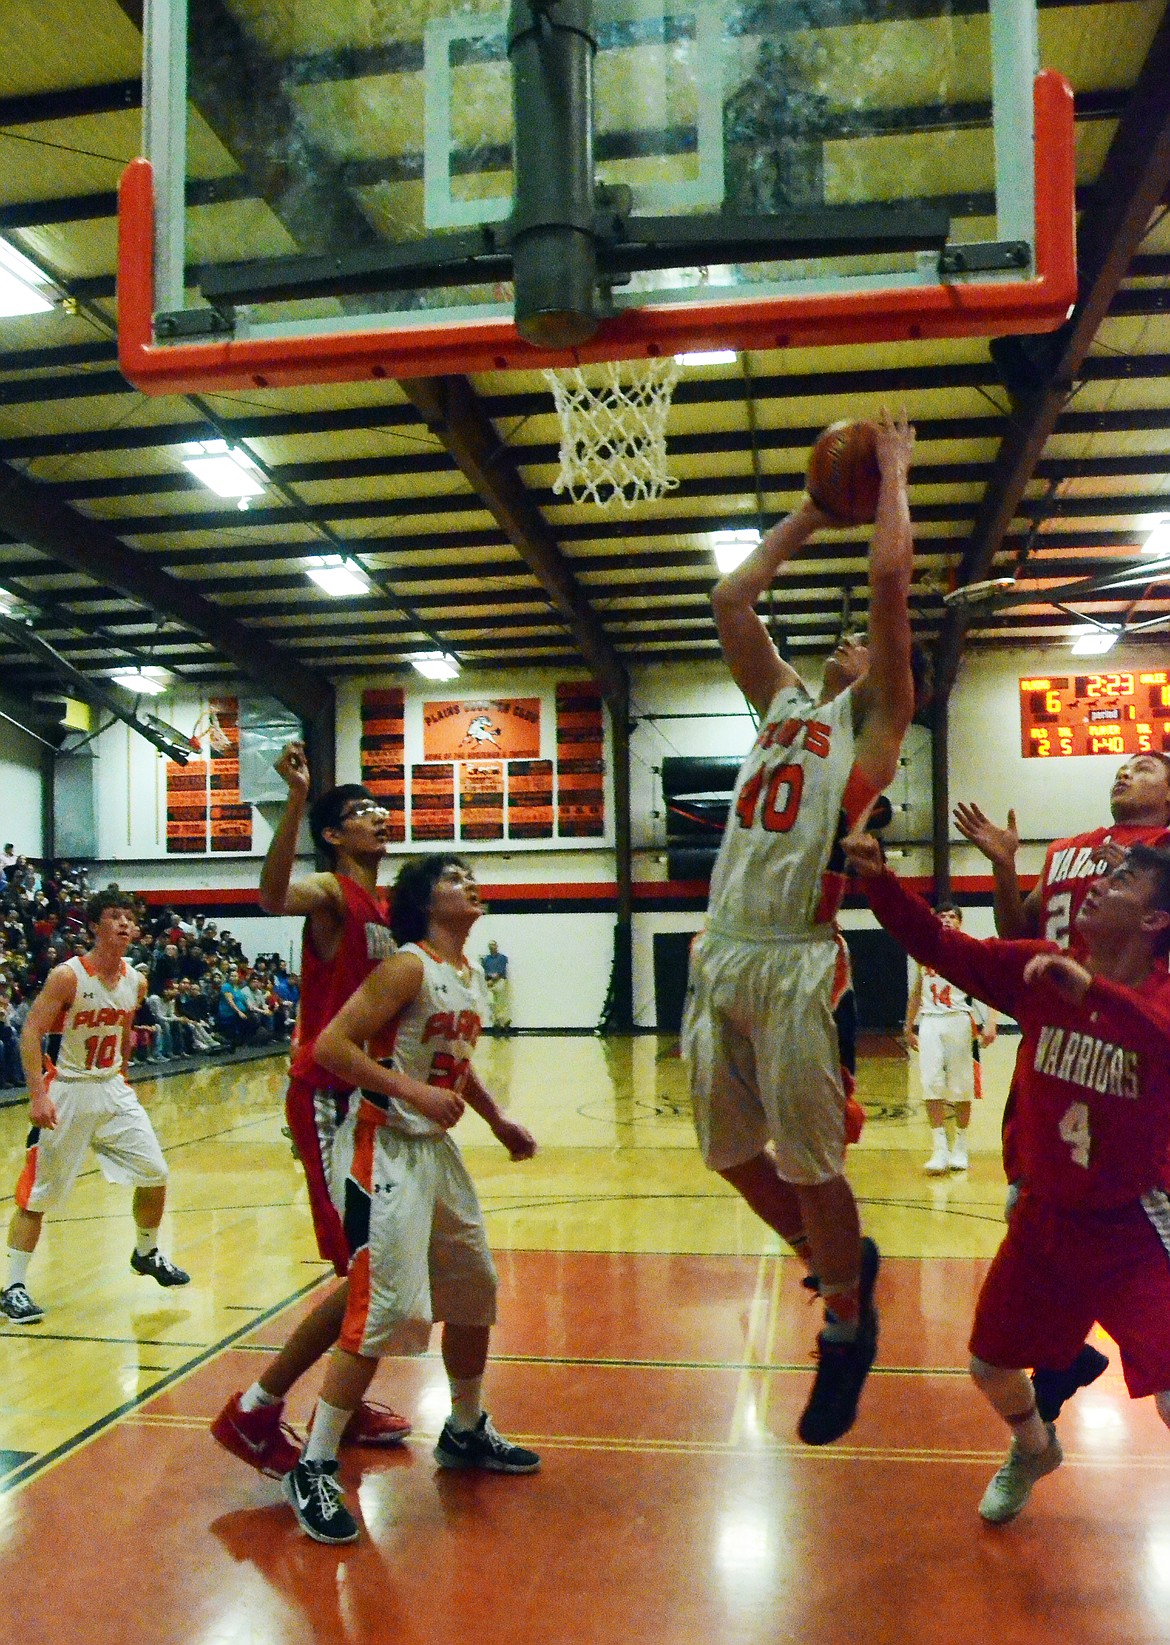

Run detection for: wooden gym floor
[[1, 1034, 1166, 1645]]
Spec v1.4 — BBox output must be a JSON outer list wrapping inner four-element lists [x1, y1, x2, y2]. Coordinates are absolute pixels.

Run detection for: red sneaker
[[211, 1392, 301, 1477], [341, 1400, 412, 1447]]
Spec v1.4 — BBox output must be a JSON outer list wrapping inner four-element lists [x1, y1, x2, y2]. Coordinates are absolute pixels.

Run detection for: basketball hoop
[[192, 705, 233, 753], [543, 359, 681, 508]]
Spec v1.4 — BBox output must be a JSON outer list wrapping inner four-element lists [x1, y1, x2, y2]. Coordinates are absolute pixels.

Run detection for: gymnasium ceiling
[[0, 0, 1169, 732]]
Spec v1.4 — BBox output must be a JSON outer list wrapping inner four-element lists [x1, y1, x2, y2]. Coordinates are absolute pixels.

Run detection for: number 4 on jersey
[[1058, 1100, 1091, 1168]]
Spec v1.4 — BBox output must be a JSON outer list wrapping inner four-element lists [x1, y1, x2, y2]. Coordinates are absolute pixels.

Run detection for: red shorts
[[284, 1077, 352, 1278], [970, 1187, 1170, 1398]]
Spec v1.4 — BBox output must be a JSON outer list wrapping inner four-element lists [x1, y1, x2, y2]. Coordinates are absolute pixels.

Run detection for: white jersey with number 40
[[706, 683, 879, 939], [52, 955, 139, 1080]]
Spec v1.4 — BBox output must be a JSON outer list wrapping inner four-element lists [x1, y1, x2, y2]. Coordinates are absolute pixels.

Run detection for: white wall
[[0, 714, 44, 860]]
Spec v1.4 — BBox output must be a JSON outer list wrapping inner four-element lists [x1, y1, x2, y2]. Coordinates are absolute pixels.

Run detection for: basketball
[[807, 420, 882, 525]]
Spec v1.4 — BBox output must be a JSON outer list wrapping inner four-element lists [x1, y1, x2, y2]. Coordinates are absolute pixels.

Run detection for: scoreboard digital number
[[1020, 672, 1170, 758]]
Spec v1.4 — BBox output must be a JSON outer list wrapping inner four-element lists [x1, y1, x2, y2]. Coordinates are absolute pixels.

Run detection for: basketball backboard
[[119, 0, 1076, 393]]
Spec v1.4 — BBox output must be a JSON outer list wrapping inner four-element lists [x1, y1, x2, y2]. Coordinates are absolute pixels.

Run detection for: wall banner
[[459, 762, 505, 841], [410, 763, 455, 841], [360, 687, 406, 841], [422, 698, 541, 762], [556, 681, 605, 837], [208, 697, 252, 852], [507, 760, 554, 839], [165, 759, 208, 853]]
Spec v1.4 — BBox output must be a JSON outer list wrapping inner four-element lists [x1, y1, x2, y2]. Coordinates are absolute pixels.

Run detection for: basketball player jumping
[[681, 409, 917, 1446], [1, 889, 189, 1324]]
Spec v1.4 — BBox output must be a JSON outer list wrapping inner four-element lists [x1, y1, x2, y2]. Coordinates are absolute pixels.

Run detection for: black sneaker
[[0, 1282, 44, 1324], [130, 1248, 191, 1286], [1032, 1344, 1109, 1424], [797, 1236, 880, 1446], [434, 1413, 540, 1473], [282, 1459, 359, 1544]]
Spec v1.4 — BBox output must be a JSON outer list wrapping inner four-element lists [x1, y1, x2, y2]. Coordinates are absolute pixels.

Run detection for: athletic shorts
[[332, 1104, 498, 1358], [918, 1014, 975, 1106], [15, 1073, 168, 1214], [970, 1187, 1170, 1398], [681, 928, 848, 1185], [284, 1076, 351, 1277]]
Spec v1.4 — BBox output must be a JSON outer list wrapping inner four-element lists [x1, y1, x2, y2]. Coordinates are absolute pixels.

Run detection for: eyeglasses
[[340, 802, 388, 822]]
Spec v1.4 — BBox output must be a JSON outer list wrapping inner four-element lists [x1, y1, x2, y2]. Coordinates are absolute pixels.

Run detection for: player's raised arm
[[952, 801, 1038, 937], [710, 499, 834, 717], [258, 741, 344, 921], [853, 411, 915, 792]]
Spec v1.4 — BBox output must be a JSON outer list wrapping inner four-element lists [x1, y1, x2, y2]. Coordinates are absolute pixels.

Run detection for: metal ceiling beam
[[934, 3, 1170, 695], [0, 463, 331, 721], [364, 376, 625, 707]]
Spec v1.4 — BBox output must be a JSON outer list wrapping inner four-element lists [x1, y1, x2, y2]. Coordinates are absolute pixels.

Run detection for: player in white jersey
[[681, 409, 917, 1447], [281, 854, 539, 1545], [904, 906, 996, 1173], [1, 889, 189, 1325]]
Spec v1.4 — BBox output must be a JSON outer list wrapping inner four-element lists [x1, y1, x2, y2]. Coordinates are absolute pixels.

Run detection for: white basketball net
[[543, 360, 681, 508]]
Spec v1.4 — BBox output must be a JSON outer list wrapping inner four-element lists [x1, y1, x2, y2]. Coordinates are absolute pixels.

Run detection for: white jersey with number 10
[[52, 955, 139, 1080]]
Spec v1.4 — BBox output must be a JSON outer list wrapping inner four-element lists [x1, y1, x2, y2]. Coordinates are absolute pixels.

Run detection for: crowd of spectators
[[0, 849, 300, 1090]]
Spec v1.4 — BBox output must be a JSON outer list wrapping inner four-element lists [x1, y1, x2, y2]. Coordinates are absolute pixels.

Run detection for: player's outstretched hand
[[1096, 838, 1129, 872], [842, 829, 884, 877], [953, 801, 1019, 867], [873, 407, 914, 477], [494, 1116, 537, 1161], [275, 740, 311, 798], [797, 495, 841, 535], [1023, 951, 1092, 1004]]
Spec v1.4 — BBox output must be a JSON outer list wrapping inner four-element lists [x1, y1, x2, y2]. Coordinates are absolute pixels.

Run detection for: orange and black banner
[[360, 687, 406, 842], [507, 759, 554, 839], [423, 698, 541, 762], [166, 759, 208, 853], [556, 681, 605, 837], [410, 763, 455, 841], [459, 762, 505, 841], [208, 697, 252, 852]]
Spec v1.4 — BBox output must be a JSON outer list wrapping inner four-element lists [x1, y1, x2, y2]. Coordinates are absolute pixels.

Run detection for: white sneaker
[[924, 1141, 949, 1175], [948, 1136, 969, 1171], [979, 1425, 1062, 1523]]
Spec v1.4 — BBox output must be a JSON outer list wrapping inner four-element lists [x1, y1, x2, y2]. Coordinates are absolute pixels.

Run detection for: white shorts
[[332, 1105, 498, 1358], [918, 1014, 975, 1106], [681, 929, 847, 1185], [15, 1073, 169, 1213]]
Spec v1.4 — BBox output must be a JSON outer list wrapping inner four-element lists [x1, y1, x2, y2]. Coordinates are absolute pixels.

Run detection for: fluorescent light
[[1069, 627, 1118, 656], [675, 349, 738, 367], [110, 667, 169, 695], [0, 239, 55, 317], [1142, 521, 1170, 556], [181, 440, 263, 499], [305, 555, 371, 597], [408, 651, 460, 681], [711, 527, 761, 573]]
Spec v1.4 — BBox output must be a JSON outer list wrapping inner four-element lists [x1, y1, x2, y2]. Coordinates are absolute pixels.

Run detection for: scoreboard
[[1020, 671, 1170, 758]]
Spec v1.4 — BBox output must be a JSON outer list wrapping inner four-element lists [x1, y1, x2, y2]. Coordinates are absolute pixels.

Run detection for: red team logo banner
[[459, 763, 505, 841], [360, 687, 406, 841], [410, 763, 455, 841], [556, 681, 606, 837], [422, 698, 542, 762]]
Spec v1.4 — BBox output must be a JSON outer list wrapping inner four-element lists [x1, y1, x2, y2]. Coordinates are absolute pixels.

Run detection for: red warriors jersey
[[360, 941, 483, 1137], [868, 871, 1170, 1210], [53, 955, 139, 1080], [290, 874, 396, 1089], [707, 683, 880, 938], [1038, 823, 1170, 953]]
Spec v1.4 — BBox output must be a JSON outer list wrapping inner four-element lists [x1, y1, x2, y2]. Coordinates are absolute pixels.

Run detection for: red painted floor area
[[6, 1251, 1170, 1645]]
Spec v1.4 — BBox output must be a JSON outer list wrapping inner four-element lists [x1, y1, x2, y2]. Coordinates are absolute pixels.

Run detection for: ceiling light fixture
[[181, 439, 264, 500], [0, 238, 56, 318], [1069, 627, 1118, 656], [675, 349, 738, 367], [1141, 520, 1170, 557], [710, 527, 761, 573], [408, 651, 460, 681], [305, 555, 372, 597], [110, 666, 170, 696]]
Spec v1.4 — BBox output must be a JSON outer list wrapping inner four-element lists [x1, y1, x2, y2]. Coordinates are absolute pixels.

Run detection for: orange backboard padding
[[118, 71, 1076, 394]]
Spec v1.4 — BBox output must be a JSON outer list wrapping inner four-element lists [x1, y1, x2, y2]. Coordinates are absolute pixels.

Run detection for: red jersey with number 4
[[52, 954, 139, 1079], [290, 874, 396, 1089], [867, 870, 1170, 1210], [706, 682, 879, 938], [1038, 823, 1170, 953]]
